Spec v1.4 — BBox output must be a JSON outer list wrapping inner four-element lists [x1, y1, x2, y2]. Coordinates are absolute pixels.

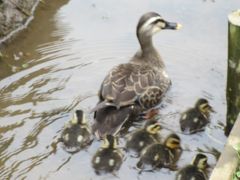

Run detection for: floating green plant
[[232, 143, 240, 180]]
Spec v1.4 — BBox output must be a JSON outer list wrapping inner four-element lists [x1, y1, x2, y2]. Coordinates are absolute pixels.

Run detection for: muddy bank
[[0, 0, 239, 179], [0, 0, 69, 79], [0, 0, 40, 44]]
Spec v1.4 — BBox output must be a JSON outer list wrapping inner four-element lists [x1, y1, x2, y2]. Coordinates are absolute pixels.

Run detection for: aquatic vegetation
[[233, 143, 240, 180]]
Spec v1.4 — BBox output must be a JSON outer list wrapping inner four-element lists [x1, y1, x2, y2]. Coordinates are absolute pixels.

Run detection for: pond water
[[0, 0, 240, 179]]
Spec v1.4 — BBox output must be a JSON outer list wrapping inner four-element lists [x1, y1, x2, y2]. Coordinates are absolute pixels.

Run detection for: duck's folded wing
[[92, 106, 133, 138], [101, 63, 159, 107]]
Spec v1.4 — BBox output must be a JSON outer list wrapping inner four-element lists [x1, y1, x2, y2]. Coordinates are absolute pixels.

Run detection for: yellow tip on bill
[[176, 23, 183, 30]]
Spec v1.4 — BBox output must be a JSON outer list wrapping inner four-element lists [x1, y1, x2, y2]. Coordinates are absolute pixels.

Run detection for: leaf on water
[[236, 171, 240, 177], [233, 143, 240, 152], [22, 63, 29, 68], [233, 176, 238, 180]]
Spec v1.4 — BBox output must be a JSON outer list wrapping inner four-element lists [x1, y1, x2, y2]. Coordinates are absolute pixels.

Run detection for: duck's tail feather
[[90, 100, 116, 113], [92, 105, 140, 139]]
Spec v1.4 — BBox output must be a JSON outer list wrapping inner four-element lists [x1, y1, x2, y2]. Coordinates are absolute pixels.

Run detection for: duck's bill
[[206, 163, 211, 169], [164, 22, 182, 30], [208, 105, 216, 113]]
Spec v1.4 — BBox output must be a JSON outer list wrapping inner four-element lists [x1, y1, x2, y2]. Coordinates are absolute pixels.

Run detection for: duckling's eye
[[203, 105, 209, 109], [199, 158, 208, 167], [153, 124, 160, 128], [170, 140, 180, 145], [200, 103, 209, 110]]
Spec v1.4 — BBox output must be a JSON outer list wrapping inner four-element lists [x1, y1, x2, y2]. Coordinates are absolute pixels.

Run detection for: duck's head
[[145, 119, 161, 134], [101, 135, 118, 149], [192, 153, 209, 170], [71, 110, 87, 125], [195, 98, 215, 115], [137, 12, 182, 38], [164, 133, 181, 149]]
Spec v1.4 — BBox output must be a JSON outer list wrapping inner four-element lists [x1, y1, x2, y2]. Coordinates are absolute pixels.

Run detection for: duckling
[[92, 12, 182, 138], [176, 153, 209, 180], [60, 110, 92, 153], [92, 135, 124, 175], [136, 133, 182, 171], [125, 119, 161, 155], [180, 98, 214, 134]]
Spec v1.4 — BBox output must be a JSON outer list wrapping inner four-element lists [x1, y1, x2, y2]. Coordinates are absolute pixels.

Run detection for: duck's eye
[[151, 19, 164, 25]]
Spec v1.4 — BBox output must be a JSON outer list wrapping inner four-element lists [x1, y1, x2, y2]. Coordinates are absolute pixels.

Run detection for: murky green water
[[0, 0, 240, 179]]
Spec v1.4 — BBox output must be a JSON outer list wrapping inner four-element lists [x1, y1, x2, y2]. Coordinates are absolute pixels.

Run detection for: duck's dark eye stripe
[[173, 142, 179, 145], [202, 104, 209, 109], [171, 140, 179, 145], [152, 19, 164, 24]]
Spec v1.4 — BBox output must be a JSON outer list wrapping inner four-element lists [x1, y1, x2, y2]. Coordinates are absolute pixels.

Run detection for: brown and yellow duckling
[[180, 98, 214, 134], [92, 135, 124, 175], [125, 119, 161, 155], [92, 12, 182, 138], [60, 110, 92, 153], [136, 133, 182, 171], [176, 153, 209, 180]]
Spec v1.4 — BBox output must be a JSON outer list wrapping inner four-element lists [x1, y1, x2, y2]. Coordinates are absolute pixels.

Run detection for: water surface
[[0, 0, 240, 179]]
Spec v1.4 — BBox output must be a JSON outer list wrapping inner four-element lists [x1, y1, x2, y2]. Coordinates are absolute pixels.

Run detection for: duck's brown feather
[[100, 63, 170, 108]]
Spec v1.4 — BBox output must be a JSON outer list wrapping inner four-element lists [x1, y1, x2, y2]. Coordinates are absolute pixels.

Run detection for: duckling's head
[[137, 12, 182, 38], [101, 135, 118, 149], [195, 98, 214, 115], [164, 134, 181, 149], [144, 119, 161, 134], [71, 110, 87, 125], [192, 153, 209, 170]]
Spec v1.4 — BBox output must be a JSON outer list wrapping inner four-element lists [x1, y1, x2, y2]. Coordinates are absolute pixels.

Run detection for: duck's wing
[[100, 63, 167, 108], [92, 106, 133, 138], [92, 63, 169, 138]]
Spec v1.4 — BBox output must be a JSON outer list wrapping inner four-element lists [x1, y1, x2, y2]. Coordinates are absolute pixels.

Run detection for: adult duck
[[92, 12, 182, 138]]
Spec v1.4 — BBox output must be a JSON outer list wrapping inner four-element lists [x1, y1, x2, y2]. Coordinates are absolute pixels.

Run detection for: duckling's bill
[[208, 105, 215, 113]]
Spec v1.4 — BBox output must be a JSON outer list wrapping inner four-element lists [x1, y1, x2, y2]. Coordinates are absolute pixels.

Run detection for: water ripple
[[0, 0, 239, 179]]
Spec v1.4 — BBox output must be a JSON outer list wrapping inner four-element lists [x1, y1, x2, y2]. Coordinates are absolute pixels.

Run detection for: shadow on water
[[0, 0, 240, 179]]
